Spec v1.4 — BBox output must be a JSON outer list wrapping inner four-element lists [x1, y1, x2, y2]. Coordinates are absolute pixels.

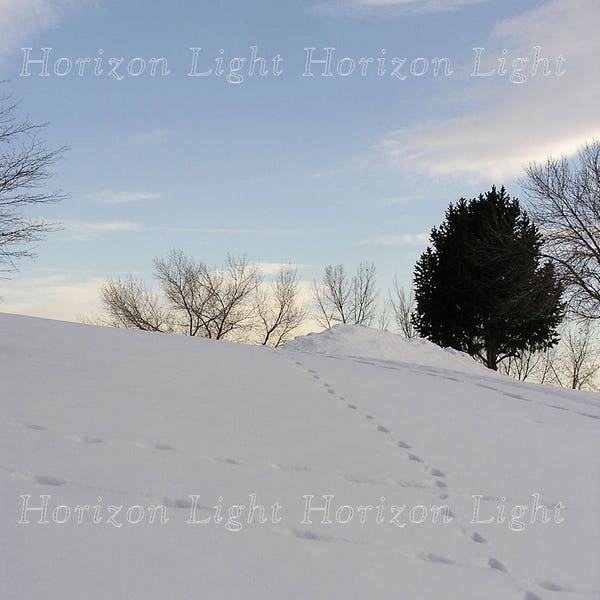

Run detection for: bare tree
[[153, 250, 214, 337], [352, 261, 378, 326], [313, 264, 350, 328], [208, 254, 261, 340], [100, 251, 260, 341], [499, 322, 599, 390], [552, 322, 600, 390], [376, 300, 392, 331], [521, 141, 600, 320], [0, 90, 67, 273], [313, 262, 378, 328], [256, 266, 306, 347], [535, 346, 558, 386], [100, 276, 171, 332], [389, 277, 417, 338], [498, 348, 543, 382], [155, 251, 260, 340]]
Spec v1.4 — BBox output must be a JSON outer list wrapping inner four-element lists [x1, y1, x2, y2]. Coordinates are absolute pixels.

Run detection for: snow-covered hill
[[1, 314, 599, 600]]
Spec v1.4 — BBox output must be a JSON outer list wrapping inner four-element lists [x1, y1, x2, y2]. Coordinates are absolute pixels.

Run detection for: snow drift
[[284, 323, 488, 375], [1, 313, 599, 600]]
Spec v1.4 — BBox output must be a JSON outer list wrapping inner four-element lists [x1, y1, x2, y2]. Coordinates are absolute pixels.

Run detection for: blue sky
[[0, 0, 598, 321]]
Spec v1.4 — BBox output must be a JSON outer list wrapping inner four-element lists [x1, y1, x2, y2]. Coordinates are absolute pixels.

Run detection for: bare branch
[[256, 266, 307, 346], [521, 141, 600, 320], [100, 276, 171, 332], [0, 90, 67, 272], [313, 262, 378, 328], [389, 277, 417, 338]]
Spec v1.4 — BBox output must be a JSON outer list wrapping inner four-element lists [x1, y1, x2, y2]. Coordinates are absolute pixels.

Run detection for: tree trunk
[[486, 337, 498, 371]]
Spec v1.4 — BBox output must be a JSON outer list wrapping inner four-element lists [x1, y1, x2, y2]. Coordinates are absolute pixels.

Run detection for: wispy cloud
[[359, 232, 429, 246], [130, 129, 174, 144], [312, 0, 491, 17], [0, 271, 104, 323], [88, 190, 161, 204], [256, 262, 311, 276], [64, 221, 143, 241], [147, 226, 320, 237], [61, 222, 318, 241], [379, 0, 600, 182], [0, 0, 93, 62]]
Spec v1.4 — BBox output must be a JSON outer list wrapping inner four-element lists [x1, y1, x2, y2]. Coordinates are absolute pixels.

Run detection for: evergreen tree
[[413, 186, 564, 370]]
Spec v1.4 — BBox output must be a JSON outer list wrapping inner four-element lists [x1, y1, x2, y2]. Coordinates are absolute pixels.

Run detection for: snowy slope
[[1, 313, 599, 600]]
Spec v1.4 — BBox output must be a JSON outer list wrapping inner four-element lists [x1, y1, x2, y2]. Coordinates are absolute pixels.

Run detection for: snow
[[1, 313, 599, 600], [284, 323, 489, 375]]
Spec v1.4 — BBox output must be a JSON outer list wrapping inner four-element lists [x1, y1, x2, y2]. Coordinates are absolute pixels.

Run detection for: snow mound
[[285, 324, 487, 375]]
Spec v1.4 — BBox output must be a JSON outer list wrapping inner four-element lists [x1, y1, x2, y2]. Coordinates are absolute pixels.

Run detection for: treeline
[[97, 141, 599, 390], [97, 249, 598, 390], [99, 251, 305, 347], [98, 253, 413, 348]]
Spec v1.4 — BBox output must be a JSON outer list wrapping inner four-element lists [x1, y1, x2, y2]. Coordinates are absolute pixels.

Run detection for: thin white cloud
[[256, 262, 311, 276], [0, 0, 92, 62], [61, 222, 318, 241], [64, 221, 143, 241], [380, 0, 600, 182], [359, 233, 429, 246], [130, 129, 174, 144], [0, 272, 103, 323], [147, 226, 320, 237], [89, 190, 161, 204], [312, 0, 491, 17]]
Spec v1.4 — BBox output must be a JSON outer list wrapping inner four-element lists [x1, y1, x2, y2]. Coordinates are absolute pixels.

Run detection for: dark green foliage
[[413, 186, 564, 370]]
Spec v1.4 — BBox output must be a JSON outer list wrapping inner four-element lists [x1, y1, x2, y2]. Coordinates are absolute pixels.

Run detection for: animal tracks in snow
[[5, 468, 67, 487], [8, 420, 108, 446], [287, 527, 364, 547], [23, 423, 47, 431], [285, 357, 555, 598], [33, 474, 67, 486], [213, 457, 242, 466], [288, 358, 459, 508], [488, 557, 507, 572], [417, 552, 456, 565], [67, 434, 105, 444]]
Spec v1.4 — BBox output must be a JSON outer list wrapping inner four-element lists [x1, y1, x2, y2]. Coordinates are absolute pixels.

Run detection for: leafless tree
[[313, 264, 350, 328], [389, 277, 417, 338], [100, 276, 171, 332], [376, 300, 392, 331], [552, 322, 600, 390], [499, 322, 599, 390], [352, 261, 378, 326], [534, 347, 558, 386], [521, 141, 600, 320], [0, 90, 67, 273], [256, 266, 306, 346], [155, 251, 260, 340], [313, 262, 378, 328], [100, 251, 260, 341], [498, 348, 543, 382]]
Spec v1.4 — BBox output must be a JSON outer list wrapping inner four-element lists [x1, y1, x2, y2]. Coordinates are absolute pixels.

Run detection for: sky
[[0, 0, 598, 323]]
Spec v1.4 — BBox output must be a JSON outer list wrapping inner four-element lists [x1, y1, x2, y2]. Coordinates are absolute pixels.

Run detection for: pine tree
[[413, 186, 564, 370]]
